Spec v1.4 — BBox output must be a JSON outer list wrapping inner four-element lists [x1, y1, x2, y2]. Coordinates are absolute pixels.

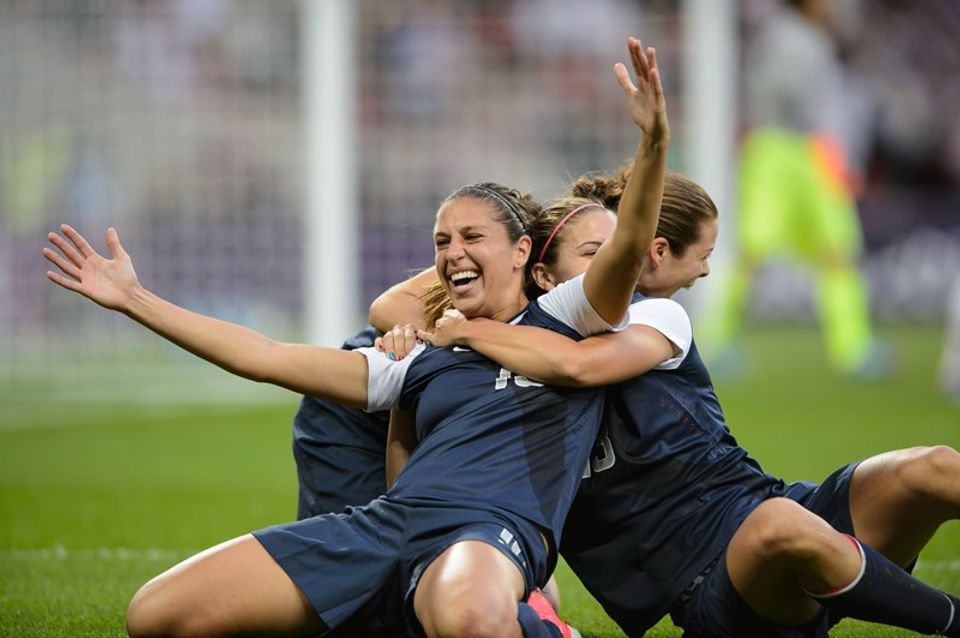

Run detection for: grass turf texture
[[1, 326, 958, 637]]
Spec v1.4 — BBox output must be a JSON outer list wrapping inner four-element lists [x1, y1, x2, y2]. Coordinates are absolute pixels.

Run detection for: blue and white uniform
[[292, 326, 389, 519], [560, 296, 855, 637], [255, 275, 624, 635]]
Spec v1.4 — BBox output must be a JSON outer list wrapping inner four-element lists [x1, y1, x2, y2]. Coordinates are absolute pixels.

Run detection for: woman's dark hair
[[570, 165, 718, 257], [441, 182, 539, 244]]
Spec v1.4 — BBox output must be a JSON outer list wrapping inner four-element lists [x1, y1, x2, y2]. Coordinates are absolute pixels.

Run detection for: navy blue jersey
[[293, 326, 389, 519], [364, 285, 614, 568], [560, 305, 786, 635]]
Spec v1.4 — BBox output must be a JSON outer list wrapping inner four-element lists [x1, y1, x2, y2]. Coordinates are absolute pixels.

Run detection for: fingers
[[380, 324, 420, 361], [380, 332, 399, 360], [645, 46, 664, 105], [41, 246, 82, 281], [614, 62, 635, 96], [105, 227, 127, 260], [60, 224, 97, 259], [618, 37, 661, 99], [417, 329, 435, 345], [45, 269, 84, 294], [47, 231, 86, 270], [650, 65, 664, 106], [629, 37, 650, 83]]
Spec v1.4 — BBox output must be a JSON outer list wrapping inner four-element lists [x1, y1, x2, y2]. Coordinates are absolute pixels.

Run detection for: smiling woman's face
[[433, 197, 530, 322]]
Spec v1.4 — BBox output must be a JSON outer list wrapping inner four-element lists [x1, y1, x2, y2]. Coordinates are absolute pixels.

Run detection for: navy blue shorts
[[674, 461, 860, 638], [253, 497, 548, 636]]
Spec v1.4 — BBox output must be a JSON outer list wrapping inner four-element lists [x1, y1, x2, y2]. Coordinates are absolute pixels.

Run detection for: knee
[[425, 596, 518, 638], [740, 498, 835, 563], [126, 580, 210, 638], [898, 445, 960, 500], [126, 581, 173, 638]]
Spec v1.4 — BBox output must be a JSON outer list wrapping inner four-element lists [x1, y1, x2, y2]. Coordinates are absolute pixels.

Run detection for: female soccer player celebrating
[[400, 169, 960, 638], [43, 38, 667, 638]]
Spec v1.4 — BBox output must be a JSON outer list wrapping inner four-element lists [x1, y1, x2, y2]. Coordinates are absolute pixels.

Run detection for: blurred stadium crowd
[[1, 0, 958, 381]]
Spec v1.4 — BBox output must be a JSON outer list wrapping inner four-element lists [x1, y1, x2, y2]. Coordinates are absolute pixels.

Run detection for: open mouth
[[449, 269, 481, 292]]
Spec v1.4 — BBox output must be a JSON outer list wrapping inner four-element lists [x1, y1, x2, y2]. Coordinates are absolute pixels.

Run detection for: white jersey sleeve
[[357, 342, 427, 412], [535, 273, 630, 337], [627, 298, 692, 370]]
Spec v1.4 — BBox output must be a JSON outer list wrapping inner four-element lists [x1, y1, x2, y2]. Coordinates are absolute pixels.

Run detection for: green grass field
[[1, 326, 958, 637]]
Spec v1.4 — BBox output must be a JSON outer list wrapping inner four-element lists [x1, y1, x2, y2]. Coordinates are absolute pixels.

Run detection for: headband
[[472, 185, 528, 233], [537, 203, 605, 263]]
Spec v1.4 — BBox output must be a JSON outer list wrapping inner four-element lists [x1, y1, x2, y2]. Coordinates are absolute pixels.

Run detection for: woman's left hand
[[375, 324, 421, 361]]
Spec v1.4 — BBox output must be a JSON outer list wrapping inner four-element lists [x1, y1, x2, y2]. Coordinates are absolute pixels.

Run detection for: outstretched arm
[[419, 310, 678, 388], [43, 225, 369, 407], [583, 38, 669, 324]]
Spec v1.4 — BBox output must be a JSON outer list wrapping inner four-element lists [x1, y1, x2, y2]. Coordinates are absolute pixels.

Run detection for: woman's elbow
[[368, 295, 392, 332], [550, 357, 595, 388]]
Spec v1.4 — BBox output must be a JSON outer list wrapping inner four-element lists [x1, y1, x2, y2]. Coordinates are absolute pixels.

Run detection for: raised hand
[[614, 37, 669, 147], [43, 225, 140, 312]]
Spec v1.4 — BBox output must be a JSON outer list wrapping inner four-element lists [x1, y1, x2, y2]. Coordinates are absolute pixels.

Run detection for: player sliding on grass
[[43, 37, 667, 638], [376, 166, 960, 637]]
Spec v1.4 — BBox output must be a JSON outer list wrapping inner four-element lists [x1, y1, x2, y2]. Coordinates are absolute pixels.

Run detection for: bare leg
[[540, 575, 561, 614], [413, 540, 526, 638], [726, 495, 960, 635], [726, 498, 862, 626], [126, 534, 326, 638], [849, 446, 960, 566]]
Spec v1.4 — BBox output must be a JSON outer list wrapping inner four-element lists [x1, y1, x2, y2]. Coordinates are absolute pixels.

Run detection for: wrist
[[124, 283, 152, 318], [638, 132, 669, 155]]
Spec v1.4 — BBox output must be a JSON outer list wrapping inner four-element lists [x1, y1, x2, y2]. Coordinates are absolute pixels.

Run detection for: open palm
[[43, 225, 140, 312], [615, 37, 669, 146]]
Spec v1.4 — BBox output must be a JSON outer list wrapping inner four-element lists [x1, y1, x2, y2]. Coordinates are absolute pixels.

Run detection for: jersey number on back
[[494, 368, 543, 389]]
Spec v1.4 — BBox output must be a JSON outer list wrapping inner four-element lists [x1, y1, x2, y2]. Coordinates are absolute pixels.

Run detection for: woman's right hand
[[43, 225, 141, 313]]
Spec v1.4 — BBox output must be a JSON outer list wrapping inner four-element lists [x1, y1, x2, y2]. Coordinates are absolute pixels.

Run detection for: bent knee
[[899, 445, 960, 498], [738, 498, 836, 562], [424, 599, 519, 638], [126, 580, 219, 638], [127, 582, 172, 638]]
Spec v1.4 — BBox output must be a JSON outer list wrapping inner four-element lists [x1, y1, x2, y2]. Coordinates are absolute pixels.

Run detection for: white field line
[[1, 545, 189, 562], [2, 546, 959, 573]]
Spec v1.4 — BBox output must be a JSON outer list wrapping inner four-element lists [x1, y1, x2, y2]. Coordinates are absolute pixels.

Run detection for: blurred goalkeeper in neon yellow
[[708, 0, 884, 376]]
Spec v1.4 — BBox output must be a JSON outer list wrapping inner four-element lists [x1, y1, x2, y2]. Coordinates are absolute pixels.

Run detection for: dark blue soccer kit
[[257, 277, 616, 635], [561, 296, 859, 637], [289, 295, 862, 637], [292, 326, 389, 519]]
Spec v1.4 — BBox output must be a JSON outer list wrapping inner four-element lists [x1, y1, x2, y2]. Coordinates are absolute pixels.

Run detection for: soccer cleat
[[527, 589, 582, 638]]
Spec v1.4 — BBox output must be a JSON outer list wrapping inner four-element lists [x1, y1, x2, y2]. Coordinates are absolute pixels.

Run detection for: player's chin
[[450, 295, 482, 318]]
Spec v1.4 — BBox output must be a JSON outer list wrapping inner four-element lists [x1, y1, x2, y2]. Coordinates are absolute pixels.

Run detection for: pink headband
[[536, 203, 606, 263]]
